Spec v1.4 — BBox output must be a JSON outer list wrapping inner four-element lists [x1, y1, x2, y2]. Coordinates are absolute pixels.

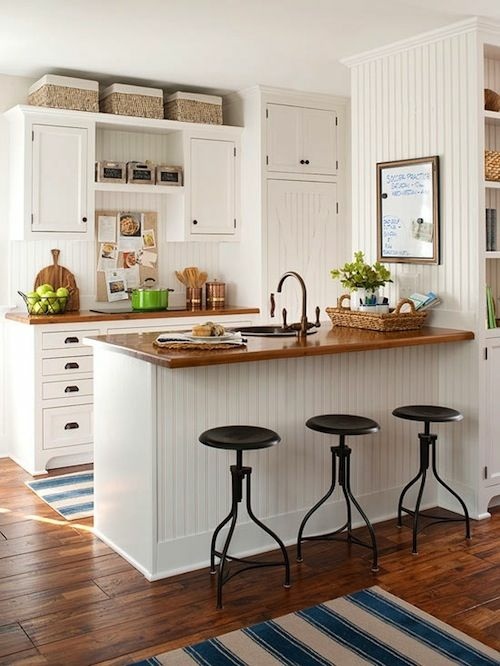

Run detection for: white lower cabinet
[[43, 404, 93, 450], [484, 339, 500, 489], [5, 313, 256, 475]]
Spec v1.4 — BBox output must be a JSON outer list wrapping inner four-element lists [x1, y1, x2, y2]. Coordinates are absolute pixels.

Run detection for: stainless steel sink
[[238, 325, 317, 337]]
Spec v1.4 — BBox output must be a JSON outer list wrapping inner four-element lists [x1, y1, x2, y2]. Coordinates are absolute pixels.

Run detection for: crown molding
[[341, 17, 491, 68]]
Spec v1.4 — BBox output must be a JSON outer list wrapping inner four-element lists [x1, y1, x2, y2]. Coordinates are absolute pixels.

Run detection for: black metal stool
[[297, 414, 380, 572], [393, 405, 471, 554], [199, 425, 291, 608]]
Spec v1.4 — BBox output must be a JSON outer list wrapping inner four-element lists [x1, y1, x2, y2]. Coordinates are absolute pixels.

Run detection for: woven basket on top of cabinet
[[485, 150, 500, 182], [326, 295, 427, 332]]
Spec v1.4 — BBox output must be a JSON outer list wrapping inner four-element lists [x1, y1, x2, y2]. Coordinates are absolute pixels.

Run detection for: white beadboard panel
[[95, 128, 183, 167], [349, 29, 481, 508], [266, 179, 346, 321], [156, 345, 440, 542], [351, 31, 479, 313], [8, 233, 221, 311]]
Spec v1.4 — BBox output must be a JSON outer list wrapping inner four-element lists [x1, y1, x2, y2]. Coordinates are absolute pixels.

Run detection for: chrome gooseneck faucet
[[276, 271, 319, 338]]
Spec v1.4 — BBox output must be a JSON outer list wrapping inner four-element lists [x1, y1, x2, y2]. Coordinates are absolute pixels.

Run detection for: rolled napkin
[[155, 331, 246, 346]]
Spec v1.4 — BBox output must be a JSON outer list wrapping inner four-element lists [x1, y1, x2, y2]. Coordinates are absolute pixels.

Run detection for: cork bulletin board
[[95, 210, 159, 302]]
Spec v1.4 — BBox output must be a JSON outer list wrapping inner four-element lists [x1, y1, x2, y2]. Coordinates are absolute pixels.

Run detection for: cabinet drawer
[[43, 404, 93, 450], [42, 355, 93, 376], [42, 378, 93, 400], [42, 329, 99, 350]]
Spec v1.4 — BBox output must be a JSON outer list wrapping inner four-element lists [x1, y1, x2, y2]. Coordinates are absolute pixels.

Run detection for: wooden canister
[[205, 281, 225, 310]]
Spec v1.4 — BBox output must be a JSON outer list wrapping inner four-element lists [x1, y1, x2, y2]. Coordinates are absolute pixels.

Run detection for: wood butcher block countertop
[[85, 325, 475, 369], [4, 306, 259, 325]]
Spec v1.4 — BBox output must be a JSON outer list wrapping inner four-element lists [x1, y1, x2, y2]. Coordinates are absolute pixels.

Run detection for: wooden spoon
[[197, 271, 208, 287], [185, 267, 199, 288], [175, 270, 187, 285]]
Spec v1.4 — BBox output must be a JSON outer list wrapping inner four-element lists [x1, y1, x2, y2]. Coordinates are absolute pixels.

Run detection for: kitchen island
[[85, 325, 474, 580]]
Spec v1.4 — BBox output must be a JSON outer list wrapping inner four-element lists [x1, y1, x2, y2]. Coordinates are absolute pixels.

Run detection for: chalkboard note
[[377, 156, 440, 264]]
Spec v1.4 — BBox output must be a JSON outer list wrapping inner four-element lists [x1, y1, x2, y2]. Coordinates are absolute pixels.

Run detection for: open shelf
[[485, 110, 500, 125], [485, 180, 500, 189], [93, 182, 184, 195], [485, 250, 500, 259]]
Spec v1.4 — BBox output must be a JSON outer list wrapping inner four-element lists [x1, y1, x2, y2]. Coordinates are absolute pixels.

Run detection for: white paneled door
[[267, 179, 341, 321], [32, 124, 89, 233]]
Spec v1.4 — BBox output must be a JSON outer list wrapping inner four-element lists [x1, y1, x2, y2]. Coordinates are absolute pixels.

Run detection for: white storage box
[[100, 83, 163, 119], [28, 75, 99, 112], [164, 91, 223, 124]]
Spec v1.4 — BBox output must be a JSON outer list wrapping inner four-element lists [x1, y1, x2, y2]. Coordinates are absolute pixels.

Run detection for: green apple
[[49, 299, 61, 314], [36, 283, 54, 297], [56, 287, 69, 298], [32, 301, 47, 314], [26, 290, 40, 305]]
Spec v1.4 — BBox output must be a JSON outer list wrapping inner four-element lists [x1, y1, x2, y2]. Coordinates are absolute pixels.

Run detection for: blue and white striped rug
[[130, 586, 499, 665], [25, 471, 93, 520]]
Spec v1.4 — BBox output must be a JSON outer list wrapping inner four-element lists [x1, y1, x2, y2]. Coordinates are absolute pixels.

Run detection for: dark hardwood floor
[[0, 457, 499, 665]]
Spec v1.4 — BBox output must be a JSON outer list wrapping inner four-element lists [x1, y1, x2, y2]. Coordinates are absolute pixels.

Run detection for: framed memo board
[[377, 156, 440, 264]]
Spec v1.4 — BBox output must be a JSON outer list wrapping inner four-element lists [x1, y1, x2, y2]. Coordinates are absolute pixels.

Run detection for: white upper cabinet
[[6, 107, 95, 240], [266, 103, 337, 176], [189, 137, 237, 237], [32, 124, 90, 234]]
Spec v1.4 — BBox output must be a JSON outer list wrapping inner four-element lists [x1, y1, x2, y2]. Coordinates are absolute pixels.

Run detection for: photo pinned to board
[[97, 242, 118, 271], [105, 269, 128, 302], [142, 228, 156, 249]]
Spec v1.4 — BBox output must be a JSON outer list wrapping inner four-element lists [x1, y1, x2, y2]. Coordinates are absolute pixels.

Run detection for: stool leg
[[245, 468, 291, 588], [430, 437, 471, 540], [296, 445, 337, 562], [341, 443, 379, 572], [215, 463, 243, 608]]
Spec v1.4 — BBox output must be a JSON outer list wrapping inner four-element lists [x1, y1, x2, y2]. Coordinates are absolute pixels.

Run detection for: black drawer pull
[[64, 385, 80, 393], [64, 362, 79, 370], [64, 422, 79, 430], [64, 336, 80, 344]]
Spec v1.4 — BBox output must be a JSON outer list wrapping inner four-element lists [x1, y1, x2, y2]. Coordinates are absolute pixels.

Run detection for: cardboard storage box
[[164, 91, 223, 124], [28, 74, 99, 112], [100, 83, 163, 119]]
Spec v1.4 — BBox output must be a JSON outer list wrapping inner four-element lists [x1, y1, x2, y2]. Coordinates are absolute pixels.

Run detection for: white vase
[[351, 288, 379, 310]]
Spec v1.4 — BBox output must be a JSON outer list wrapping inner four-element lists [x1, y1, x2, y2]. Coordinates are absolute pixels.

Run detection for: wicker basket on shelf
[[326, 294, 427, 332], [485, 88, 500, 112], [485, 150, 500, 182]]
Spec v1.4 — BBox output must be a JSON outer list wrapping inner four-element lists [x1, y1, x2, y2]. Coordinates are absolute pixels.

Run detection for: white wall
[[346, 23, 481, 514], [0, 74, 35, 456]]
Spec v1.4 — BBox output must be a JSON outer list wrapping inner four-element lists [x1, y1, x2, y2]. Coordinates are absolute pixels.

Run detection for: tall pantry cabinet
[[481, 30, 500, 510], [222, 87, 348, 319]]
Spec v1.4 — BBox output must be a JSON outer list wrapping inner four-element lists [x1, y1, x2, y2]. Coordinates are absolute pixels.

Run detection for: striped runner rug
[[130, 586, 500, 665], [25, 471, 93, 520]]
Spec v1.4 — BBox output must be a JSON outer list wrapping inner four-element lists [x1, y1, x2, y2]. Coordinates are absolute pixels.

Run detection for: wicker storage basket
[[164, 92, 223, 124], [28, 75, 99, 112], [485, 88, 500, 112], [100, 84, 163, 119], [326, 294, 427, 332], [485, 150, 500, 181]]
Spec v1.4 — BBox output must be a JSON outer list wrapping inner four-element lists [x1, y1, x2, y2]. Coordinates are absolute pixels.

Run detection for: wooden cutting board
[[34, 249, 80, 311]]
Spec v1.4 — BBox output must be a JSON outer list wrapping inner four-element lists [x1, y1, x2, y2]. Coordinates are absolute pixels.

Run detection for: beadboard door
[[266, 179, 343, 321]]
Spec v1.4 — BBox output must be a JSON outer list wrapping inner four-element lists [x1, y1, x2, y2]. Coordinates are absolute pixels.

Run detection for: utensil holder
[[186, 287, 202, 310]]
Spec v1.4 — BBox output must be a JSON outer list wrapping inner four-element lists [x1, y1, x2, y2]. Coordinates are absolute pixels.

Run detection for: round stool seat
[[306, 414, 380, 436], [199, 425, 280, 451], [392, 405, 463, 424]]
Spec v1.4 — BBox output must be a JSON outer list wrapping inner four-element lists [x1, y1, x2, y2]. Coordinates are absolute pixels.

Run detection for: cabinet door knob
[[305, 160, 310, 165], [64, 385, 80, 393], [300, 160, 305, 165], [64, 336, 80, 344], [192, 219, 198, 225], [64, 422, 79, 430], [82, 217, 87, 222]]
